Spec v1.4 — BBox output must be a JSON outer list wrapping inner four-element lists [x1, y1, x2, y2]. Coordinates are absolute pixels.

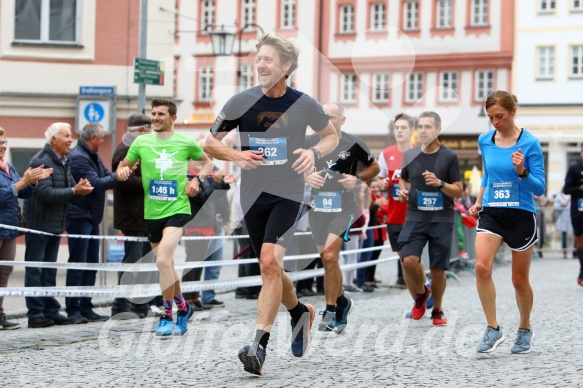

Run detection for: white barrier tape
[[0, 223, 385, 242], [0, 245, 387, 271], [0, 254, 400, 297]]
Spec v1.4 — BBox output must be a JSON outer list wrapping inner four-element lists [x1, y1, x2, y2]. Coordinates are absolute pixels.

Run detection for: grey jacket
[[23, 143, 76, 234]]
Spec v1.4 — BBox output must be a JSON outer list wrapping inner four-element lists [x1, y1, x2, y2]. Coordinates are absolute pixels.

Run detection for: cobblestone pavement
[[1, 255, 582, 387]]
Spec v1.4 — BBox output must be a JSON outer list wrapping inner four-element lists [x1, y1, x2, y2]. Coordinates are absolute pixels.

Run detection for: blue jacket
[[67, 140, 117, 224], [0, 162, 33, 239]]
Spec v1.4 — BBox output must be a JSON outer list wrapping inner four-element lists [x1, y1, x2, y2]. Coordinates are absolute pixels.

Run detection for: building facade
[[178, 0, 514, 179], [0, 0, 174, 172], [513, 0, 583, 195]]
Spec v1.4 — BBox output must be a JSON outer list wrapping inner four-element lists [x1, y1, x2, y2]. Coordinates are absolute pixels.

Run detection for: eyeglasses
[[0, 140, 7, 146]]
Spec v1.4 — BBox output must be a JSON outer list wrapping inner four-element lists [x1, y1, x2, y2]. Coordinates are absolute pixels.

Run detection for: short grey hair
[[324, 101, 345, 118], [45, 122, 71, 143], [81, 123, 103, 141]]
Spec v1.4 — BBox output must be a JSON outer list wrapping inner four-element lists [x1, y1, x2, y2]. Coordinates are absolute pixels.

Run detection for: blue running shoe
[[155, 315, 174, 337], [318, 310, 336, 332], [238, 342, 266, 376], [335, 298, 354, 334], [290, 303, 315, 357], [426, 279, 434, 309], [173, 304, 194, 335], [511, 329, 534, 354], [476, 326, 505, 353]]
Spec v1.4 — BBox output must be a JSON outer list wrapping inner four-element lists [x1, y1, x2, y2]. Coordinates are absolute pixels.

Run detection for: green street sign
[[134, 72, 164, 85], [134, 57, 164, 73], [133, 57, 165, 85]]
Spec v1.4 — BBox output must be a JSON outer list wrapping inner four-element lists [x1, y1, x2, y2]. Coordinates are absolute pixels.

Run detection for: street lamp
[[209, 25, 236, 56], [209, 23, 265, 91]]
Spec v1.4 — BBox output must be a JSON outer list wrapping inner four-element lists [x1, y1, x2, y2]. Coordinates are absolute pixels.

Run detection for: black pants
[[112, 230, 154, 312]]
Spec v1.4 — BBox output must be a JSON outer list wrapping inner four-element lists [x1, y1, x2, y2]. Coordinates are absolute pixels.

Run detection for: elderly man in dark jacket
[[24, 122, 94, 328], [65, 123, 120, 323], [110, 113, 153, 319]]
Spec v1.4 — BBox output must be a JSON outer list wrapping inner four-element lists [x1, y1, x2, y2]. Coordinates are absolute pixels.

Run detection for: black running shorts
[[398, 221, 453, 269], [145, 213, 191, 244], [244, 198, 304, 254], [308, 211, 354, 247], [477, 207, 538, 251]]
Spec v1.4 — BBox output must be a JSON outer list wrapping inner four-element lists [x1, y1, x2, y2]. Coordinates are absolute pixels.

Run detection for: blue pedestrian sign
[[83, 103, 105, 122], [76, 98, 115, 134]]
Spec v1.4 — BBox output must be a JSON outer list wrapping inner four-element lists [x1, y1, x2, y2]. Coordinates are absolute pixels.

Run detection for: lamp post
[[209, 23, 265, 92]]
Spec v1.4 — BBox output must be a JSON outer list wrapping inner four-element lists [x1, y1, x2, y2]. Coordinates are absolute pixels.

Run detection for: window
[[437, 0, 453, 28], [573, 0, 583, 11], [10, 148, 43, 176], [537, 47, 555, 79], [406, 72, 423, 103], [539, 0, 555, 12], [372, 73, 389, 103], [242, 0, 255, 30], [471, 0, 488, 26], [14, 0, 79, 43], [340, 5, 355, 33], [198, 66, 213, 102], [439, 71, 458, 101], [239, 64, 254, 91], [370, 2, 386, 31], [571, 45, 583, 77], [201, 0, 215, 30], [404, 1, 419, 31], [281, 0, 295, 28], [475, 70, 493, 101], [341, 73, 357, 103]]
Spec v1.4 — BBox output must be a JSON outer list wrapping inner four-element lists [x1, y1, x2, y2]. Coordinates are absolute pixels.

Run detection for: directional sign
[[134, 57, 164, 85], [134, 72, 165, 85], [134, 58, 164, 72]]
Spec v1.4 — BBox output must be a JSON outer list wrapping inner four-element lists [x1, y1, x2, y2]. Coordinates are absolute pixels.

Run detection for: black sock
[[488, 325, 500, 331], [518, 327, 530, 332], [288, 302, 308, 323], [255, 329, 270, 348], [325, 304, 336, 313], [577, 249, 583, 274], [336, 294, 348, 308]]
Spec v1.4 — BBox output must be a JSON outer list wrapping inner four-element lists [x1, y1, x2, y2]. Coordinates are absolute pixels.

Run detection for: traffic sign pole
[[137, 0, 148, 114]]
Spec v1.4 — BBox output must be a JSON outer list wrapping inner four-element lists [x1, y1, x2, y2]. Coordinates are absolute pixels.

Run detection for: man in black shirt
[[205, 34, 338, 376], [563, 144, 583, 286], [305, 102, 379, 334]]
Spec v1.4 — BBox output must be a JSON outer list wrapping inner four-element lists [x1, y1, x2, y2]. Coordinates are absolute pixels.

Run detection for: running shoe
[[511, 329, 534, 354], [578, 274, 583, 287], [290, 303, 315, 357], [335, 298, 354, 334], [173, 303, 194, 335], [476, 326, 505, 353], [155, 315, 174, 337], [411, 284, 431, 320], [318, 310, 336, 332], [238, 342, 266, 376], [430, 308, 447, 326], [404, 280, 433, 318], [425, 279, 434, 309]]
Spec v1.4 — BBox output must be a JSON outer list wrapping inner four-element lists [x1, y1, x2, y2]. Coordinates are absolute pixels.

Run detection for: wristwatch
[[518, 169, 529, 179], [197, 175, 205, 183], [439, 180, 445, 189], [310, 147, 322, 160]]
